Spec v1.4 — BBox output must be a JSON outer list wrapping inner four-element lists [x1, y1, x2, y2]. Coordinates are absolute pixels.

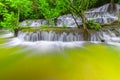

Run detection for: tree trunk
[[14, 29, 19, 37], [71, 13, 80, 28], [63, 6, 80, 28], [32, 0, 38, 14], [110, 0, 115, 12], [54, 17, 57, 26], [81, 11, 88, 29], [14, 6, 20, 37], [65, 2, 89, 40], [83, 29, 89, 41], [111, 0, 114, 5], [71, 10, 89, 40], [80, 11, 89, 40], [118, 9, 120, 24], [17, 7, 20, 26]]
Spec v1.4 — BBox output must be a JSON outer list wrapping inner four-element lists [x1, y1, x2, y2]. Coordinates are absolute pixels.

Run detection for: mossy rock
[[20, 27, 84, 34]]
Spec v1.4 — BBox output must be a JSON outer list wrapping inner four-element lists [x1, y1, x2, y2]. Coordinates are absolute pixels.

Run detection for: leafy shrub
[[1, 12, 17, 31], [62, 24, 67, 29], [88, 19, 101, 30], [26, 21, 31, 26], [88, 19, 96, 24], [89, 23, 101, 30]]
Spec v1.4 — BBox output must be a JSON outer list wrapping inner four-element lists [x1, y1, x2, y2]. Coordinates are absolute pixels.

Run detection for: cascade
[[18, 26, 120, 42], [20, 3, 120, 27], [17, 4, 120, 44], [2, 4, 120, 51], [18, 30, 84, 42]]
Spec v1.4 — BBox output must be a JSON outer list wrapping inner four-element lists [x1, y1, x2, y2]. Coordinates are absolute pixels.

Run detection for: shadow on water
[[0, 30, 120, 80]]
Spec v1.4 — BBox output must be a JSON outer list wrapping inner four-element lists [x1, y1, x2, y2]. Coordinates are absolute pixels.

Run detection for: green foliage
[[26, 21, 31, 26], [0, 0, 32, 30], [88, 19, 101, 30], [40, 24, 47, 28], [9, 0, 32, 24], [38, 0, 66, 21], [58, 0, 98, 28], [9, 0, 32, 13], [0, 0, 119, 30], [118, 0, 120, 4], [89, 23, 101, 30], [1, 12, 17, 31], [88, 19, 97, 24], [49, 19, 54, 25], [62, 24, 67, 29]]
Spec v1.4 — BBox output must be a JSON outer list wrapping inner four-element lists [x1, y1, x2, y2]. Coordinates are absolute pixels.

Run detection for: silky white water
[[20, 3, 120, 27], [1, 3, 120, 52]]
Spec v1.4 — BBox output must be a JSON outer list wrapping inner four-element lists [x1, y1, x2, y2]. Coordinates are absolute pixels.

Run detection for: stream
[[1, 3, 120, 80], [0, 29, 120, 80], [0, 28, 120, 52]]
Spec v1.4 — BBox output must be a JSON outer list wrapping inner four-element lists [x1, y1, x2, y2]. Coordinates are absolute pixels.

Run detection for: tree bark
[[111, 0, 114, 5], [68, 4, 88, 29], [81, 11, 88, 29], [17, 7, 20, 27], [54, 17, 57, 26], [83, 28, 89, 41], [63, 6, 80, 28], [80, 11, 89, 40], [71, 13, 80, 28], [110, 0, 115, 12], [14, 6, 20, 37], [65, 1, 89, 40], [14, 29, 19, 37], [118, 9, 120, 24]]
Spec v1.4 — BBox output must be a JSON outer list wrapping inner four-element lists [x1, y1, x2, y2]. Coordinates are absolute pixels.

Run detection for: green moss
[[20, 26, 120, 35], [20, 27, 84, 34]]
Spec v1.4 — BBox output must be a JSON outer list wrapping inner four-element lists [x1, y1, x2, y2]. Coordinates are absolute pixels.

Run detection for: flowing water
[[1, 30, 120, 80], [20, 3, 120, 27], [17, 3, 120, 47], [1, 27, 120, 52], [17, 26, 120, 43], [1, 3, 120, 80]]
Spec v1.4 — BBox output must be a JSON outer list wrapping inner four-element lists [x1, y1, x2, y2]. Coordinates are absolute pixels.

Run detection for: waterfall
[[19, 19, 49, 27], [17, 3, 120, 43], [17, 26, 120, 43], [18, 30, 84, 42], [20, 3, 120, 27], [86, 3, 120, 24]]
